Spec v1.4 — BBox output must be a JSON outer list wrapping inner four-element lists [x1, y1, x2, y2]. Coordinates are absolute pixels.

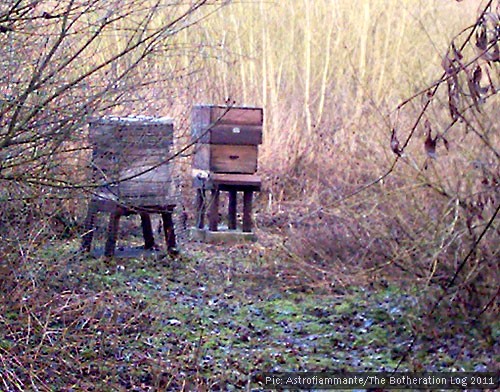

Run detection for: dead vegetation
[[0, 0, 498, 389]]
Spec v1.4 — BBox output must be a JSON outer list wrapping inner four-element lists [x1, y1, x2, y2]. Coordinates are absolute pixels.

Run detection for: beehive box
[[192, 105, 263, 174], [89, 117, 176, 206]]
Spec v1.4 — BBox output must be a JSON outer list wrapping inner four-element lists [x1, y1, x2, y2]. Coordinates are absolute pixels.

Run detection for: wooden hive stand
[[81, 117, 178, 257], [194, 173, 261, 232], [191, 105, 263, 240]]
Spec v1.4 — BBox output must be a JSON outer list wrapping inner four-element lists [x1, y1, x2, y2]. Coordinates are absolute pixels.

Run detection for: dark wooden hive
[[88, 116, 176, 206], [192, 105, 263, 175]]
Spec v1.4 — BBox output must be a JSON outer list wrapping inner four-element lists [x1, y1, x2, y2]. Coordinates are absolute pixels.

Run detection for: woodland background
[[0, 0, 498, 390]]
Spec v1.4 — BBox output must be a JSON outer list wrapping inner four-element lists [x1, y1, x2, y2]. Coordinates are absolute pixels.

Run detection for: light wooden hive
[[88, 116, 177, 206]]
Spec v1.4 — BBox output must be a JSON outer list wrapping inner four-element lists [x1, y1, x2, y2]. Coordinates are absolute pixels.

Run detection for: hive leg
[[81, 200, 98, 252], [140, 213, 155, 250], [228, 189, 237, 230], [161, 207, 177, 254], [208, 189, 220, 231], [242, 190, 253, 233], [196, 188, 206, 229], [104, 205, 124, 257]]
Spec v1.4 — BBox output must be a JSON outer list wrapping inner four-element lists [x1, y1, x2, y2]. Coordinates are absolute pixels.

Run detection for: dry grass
[[0, 1, 498, 387], [2, 0, 495, 311], [161, 0, 498, 307]]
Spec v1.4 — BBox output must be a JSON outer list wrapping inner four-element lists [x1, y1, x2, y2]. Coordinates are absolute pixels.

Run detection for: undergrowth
[[0, 238, 497, 391]]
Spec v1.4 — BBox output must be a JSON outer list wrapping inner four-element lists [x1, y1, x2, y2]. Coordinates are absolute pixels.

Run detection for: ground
[[0, 231, 497, 391]]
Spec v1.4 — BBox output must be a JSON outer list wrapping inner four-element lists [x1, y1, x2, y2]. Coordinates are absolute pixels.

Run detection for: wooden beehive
[[192, 105, 263, 174], [89, 117, 175, 206]]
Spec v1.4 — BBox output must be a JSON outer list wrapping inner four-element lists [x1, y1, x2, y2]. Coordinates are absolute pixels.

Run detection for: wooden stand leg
[[81, 201, 97, 252], [140, 213, 155, 250], [242, 190, 253, 233], [161, 208, 177, 253], [208, 189, 220, 231], [105, 205, 124, 257], [196, 188, 206, 229], [228, 190, 237, 230]]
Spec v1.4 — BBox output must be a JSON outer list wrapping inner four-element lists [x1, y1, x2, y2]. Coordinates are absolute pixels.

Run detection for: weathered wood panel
[[191, 174, 262, 191], [193, 144, 258, 174], [193, 144, 211, 172], [191, 105, 263, 145], [210, 145, 257, 173], [210, 173, 262, 189], [207, 124, 262, 145], [209, 106, 263, 125], [88, 117, 175, 206]]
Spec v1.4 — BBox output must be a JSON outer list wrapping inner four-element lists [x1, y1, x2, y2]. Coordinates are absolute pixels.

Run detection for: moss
[[1, 240, 496, 390]]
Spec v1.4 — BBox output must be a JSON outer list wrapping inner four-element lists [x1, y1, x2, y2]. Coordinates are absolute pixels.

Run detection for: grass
[[0, 236, 497, 390], [0, 0, 498, 389]]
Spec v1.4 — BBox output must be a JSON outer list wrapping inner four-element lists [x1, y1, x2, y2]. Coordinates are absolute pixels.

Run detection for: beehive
[[88, 117, 175, 206], [192, 105, 263, 175]]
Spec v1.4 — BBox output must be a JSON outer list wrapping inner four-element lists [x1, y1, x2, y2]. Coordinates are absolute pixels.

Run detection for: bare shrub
[[250, 1, 499, 321]]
